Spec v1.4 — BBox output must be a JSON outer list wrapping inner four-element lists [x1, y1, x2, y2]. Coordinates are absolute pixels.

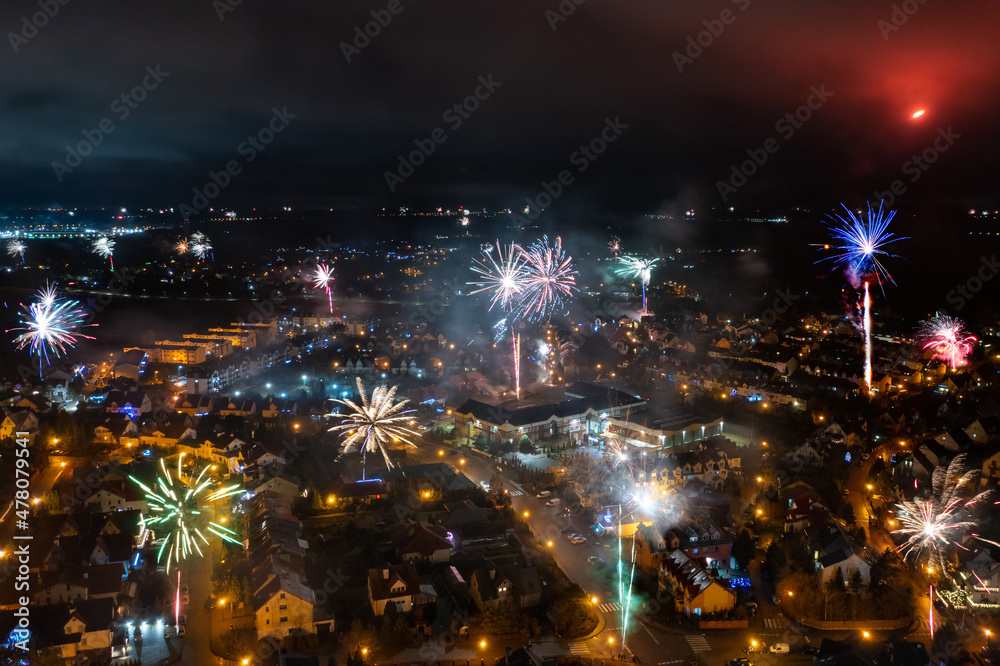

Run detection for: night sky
[[1, 0, 998, 216]]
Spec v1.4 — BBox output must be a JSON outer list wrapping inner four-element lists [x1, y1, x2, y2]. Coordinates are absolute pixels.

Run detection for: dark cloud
[[0, 0, 997, 214]]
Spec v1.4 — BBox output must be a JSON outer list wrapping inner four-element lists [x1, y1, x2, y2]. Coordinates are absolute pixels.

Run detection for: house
[[470, 563, 542, 610], [367, 564, 436, 615], [0, 597, 117, 663], [253, 574, 317, 641], [981, 449, 1000, 488], [392, 521, 453, 564], [174, 394, 214, 417], [0, 409, 39, 441], [321, 478, 388, 508], [104, 389, 151, 418], [785, 440, 823, 469], [657, 550, 735, 617], [958, 549, 1000, 607], [251, 471, 302, 498]]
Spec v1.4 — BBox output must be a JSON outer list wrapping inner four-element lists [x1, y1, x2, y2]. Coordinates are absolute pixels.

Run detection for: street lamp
[[480, 641, 487, 648], [523, 511, 529, 518]]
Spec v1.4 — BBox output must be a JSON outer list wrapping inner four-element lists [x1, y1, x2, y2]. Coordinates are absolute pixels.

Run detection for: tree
[[854, 526, 867, 547], [731, 529, 755, 570], [842, 502, 856, 525], [848, 568, 863, 595], [519, 436, 536, 454], [868, 548, 902, 591], [827, 567, 846, 593]]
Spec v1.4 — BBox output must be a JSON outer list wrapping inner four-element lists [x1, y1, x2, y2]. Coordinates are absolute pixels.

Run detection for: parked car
[[588, 556, 606, 565], [729, 659, 752, 666], [570, 535, 587, 545], [545, 498, 560, 507], [769, 643, 790, 655], [536, 490, 551, 498], [181, 584, 190, 605], [796, 645, 818, 655]]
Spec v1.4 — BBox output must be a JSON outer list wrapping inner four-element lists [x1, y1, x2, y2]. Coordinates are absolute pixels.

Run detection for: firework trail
[[7, 282, 97, 377], [516, 235, 578, 322], [609, 236, 621, 261], [92, 236, 115, 269], [6, 240, 26, 265], [917, 314, 976, 370], [313, 262, 335, 313], [818, 202, 905, 395], [131, 456, 243, 574], [893, 454, 999, 573], [327, 377, 419, 479], [615, 255, 659, 315], [469, 241, 529, 397]]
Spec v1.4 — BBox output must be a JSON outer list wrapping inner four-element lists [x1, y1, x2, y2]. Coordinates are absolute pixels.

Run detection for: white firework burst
[[893, 454, 999, 571], [327, 378, 419, 477]]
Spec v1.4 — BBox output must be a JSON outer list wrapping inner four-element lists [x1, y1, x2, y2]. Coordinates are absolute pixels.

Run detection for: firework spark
[[327, 378, 419, 479], [469, 241, 527, 312], [7, 282, 97, 376], [92, 236, 115, 268], [820, 202, 905, 288], [609, 236, 621, 261], [516, 235, 577, 321], [893, 454, 999, 572], [190, 231, 212, 261], [131, 456, 243, 574], [918, 314, 976, 370], [818, 202, 905, 394], [6, 240, 26, 264], [616, 255, 659, 314], [176, 238, 189, 254], [313, 262, 335, 313]]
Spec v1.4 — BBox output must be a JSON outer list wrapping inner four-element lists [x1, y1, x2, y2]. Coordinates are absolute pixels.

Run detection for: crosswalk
[[763, 617, 783, 629], [598, 602, 622, 613], [568, 642, 590, 655], [508, 489, 525, 497], [685, 634, 711, 653]]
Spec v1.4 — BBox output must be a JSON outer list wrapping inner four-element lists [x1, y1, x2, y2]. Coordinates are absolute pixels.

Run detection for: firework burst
[[893, 454, 998, 572], [616, 255, 659, 314], [91, 236, 115, 269], [6, 240, 26, 264], [312, 262, 335, 313], [917, 314, 976, 370], [609, 236, 621, 261], [516, 235, 577, 322], [469, 241, 527, 312], [190, 231, 212, 261], [327, 378, 419, 479], [131, 456, 243, 574], [818, 202, 905, 394], [7, 282, 97, 376], [176, 238, 189, 254]]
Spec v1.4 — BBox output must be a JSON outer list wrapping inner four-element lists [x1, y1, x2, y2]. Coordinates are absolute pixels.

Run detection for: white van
[[769, 643, 790, 654], [545, 498, 560, 507], [536, 490, 551, 499]]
